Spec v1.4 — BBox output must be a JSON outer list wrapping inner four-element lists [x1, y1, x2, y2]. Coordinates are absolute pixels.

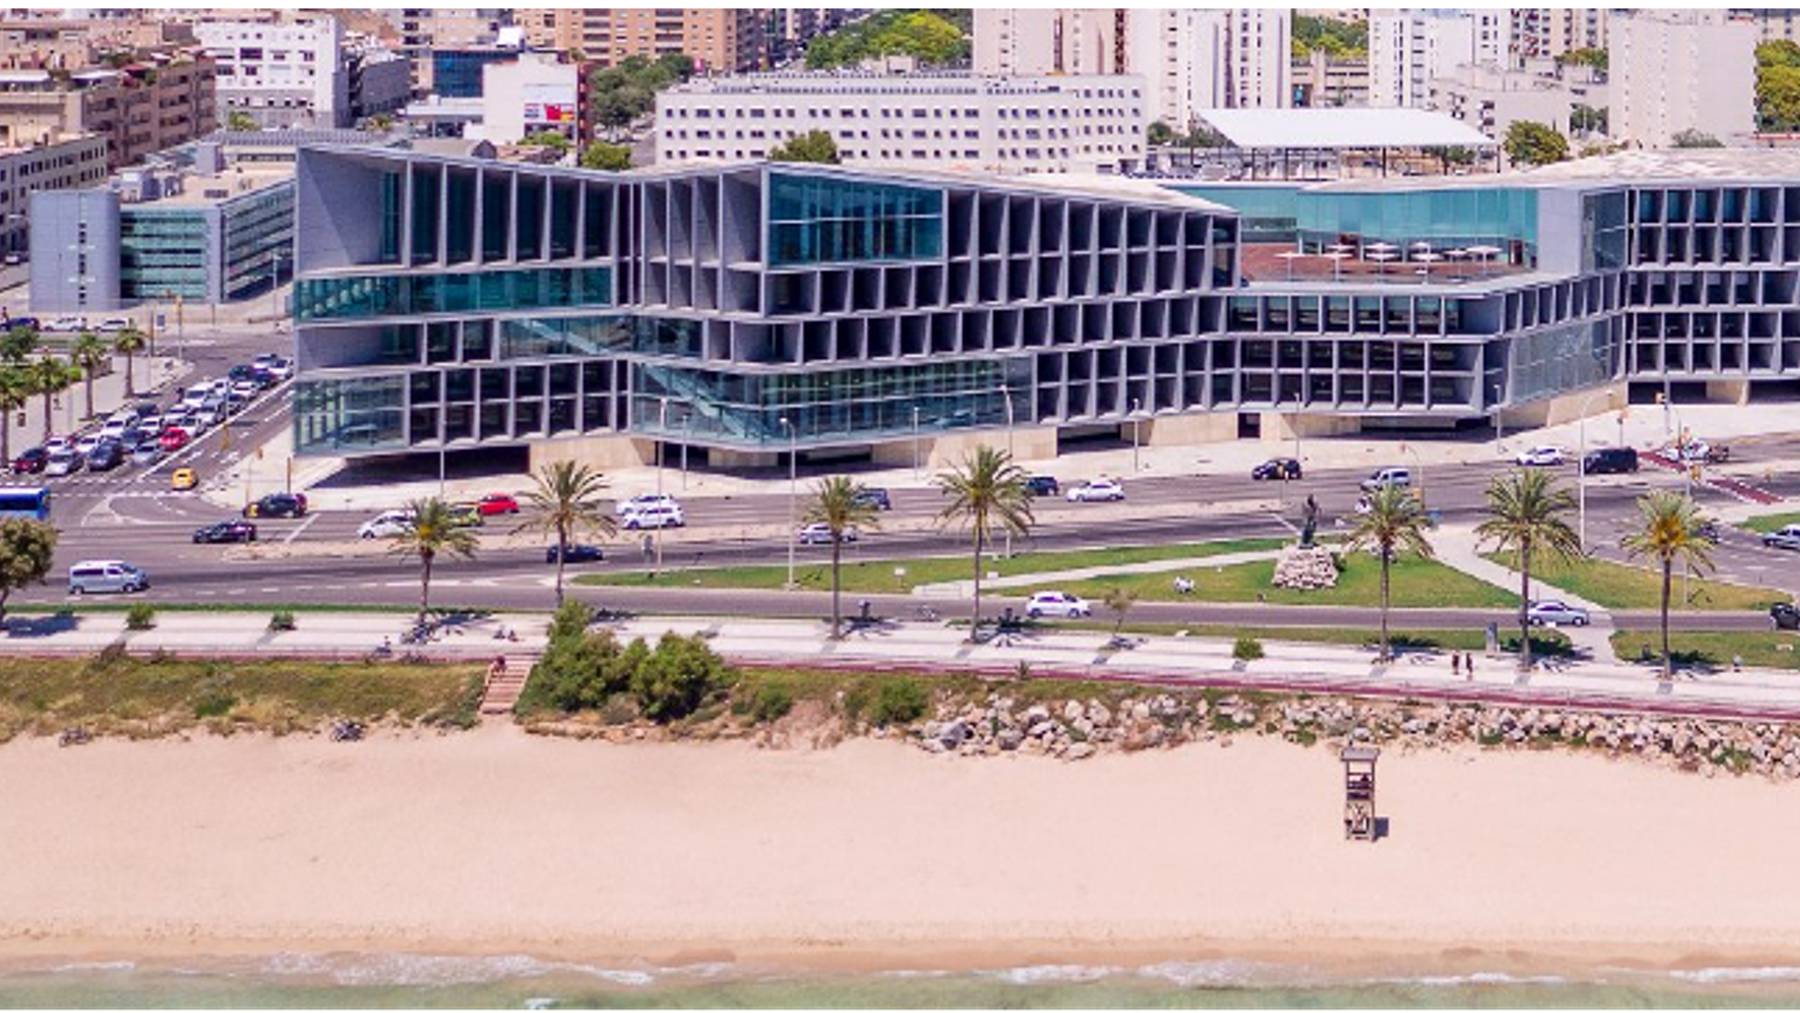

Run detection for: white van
[[1359, 467, 1413, 492], [68, 560, 149, 595]]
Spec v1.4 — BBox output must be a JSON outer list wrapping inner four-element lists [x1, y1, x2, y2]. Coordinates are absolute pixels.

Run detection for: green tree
[[0, 366, 26, 464], [1620, 491, 1716, 681], [805, 9, 970, 70], [1556, 47, 1608, 72], [631, 632, 732, 721], [769, 130, 840, 164], [1502, 120, 1569, 167], [1344, 485, 1436, 663], [516, 460, 617, 607], [1292, 13, 1368, 59], [934, 445, 1034, 639], [68, 331, 108, 420], [387, 497, 480, 621], [1473, 469, 1581, 672], [520, 600, 635, 713], [1569, 104, 1607, 136], [1670, 128, 1724, 148], [579, 140, 632, 171], [112, 325, 147, 399], [26, 355, 75, 438], [519, 130, 571, 154], [226, 110, 256, 132], [1758, 40, 1800, 130], [0, 325, 38, 363], [1101, 585, 1138, 640], [801, 475, 883, 638], [0, 518, 56, 623], [1147, 120, 1176, 146]]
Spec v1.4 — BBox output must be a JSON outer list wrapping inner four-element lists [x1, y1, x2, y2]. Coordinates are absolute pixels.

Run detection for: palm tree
[[0, 366, 27, 464], [387, 497, 480, 621], [1344, 484, 1436, 663], [0, 325, 38, 363], [1621, 491, 1716, 681], [25, 356, 73, 439], [68, 332, 108, 420], [802, 475, 883, 638], [1473, 469, 1581, 671], [934, 445, 1034, 639], [112, 326, 147, 399], [515, 460, 617, 607]]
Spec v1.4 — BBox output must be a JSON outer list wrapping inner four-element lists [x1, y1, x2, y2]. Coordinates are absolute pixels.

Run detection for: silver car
[[1527, 600, 1590, 626]]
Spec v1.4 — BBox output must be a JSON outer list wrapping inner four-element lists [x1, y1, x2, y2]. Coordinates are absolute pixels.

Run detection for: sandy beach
[[4, 727, 1800, 978]]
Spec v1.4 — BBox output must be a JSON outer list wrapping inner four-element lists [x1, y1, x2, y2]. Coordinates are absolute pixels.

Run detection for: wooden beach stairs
[[479, 653, 537, 717]]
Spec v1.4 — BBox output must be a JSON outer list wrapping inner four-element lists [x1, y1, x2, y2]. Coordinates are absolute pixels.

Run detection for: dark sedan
[[244, 492, 308, 519], [546, 543, 604, 564], [1025, 475, 1060, 497], [193, 519, 258, 544], [1774, 602, 1800, 631], [1251, 457, 1303, 481], [10, 446, 47, 474]]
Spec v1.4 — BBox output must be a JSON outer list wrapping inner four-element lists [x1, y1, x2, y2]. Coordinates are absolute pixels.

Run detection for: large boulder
[[1271, 545, 1340, 591]]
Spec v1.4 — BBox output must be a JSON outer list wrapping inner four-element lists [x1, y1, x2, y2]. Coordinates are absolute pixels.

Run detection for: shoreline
[[5, 728, 1800, 986]]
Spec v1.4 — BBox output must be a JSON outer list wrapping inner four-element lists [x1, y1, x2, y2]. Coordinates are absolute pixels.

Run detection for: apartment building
[[1510, 8, 1608, 61], [0, 57, 217, 171], [195, 13, 350, 130], [559, 9, 765, 73], [389, 9, 510, 91], [656, 72, 1145, 176], [1292, 49, 1370, 108], [0, 15, 196, 71], [349, 44, 412, 123], [1428, 62, 1608, 148], [1610, 9, 1756, 148], [0, 134, 108, 257], [1369, 9, 1512, 108]]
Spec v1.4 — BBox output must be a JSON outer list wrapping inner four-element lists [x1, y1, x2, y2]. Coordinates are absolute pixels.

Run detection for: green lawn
[[575, 537, 1286, 594], [1742, 511, 1800, 534], [1024, 554, 1517, 608], [1610, 630, 1800, 672], [0, 655, 484, 740], [1058, 621, 1572, 656], [1481, 552, 1783, 612]]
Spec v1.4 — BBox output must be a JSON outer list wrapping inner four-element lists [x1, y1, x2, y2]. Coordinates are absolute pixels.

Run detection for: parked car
[[193, 519, 257, 544], [169, 467, 198, 491], [243, 491, 307, 519], [98, 418, 129, 440], [1251, 457, 1302, 480], [1527, 600, 1590, 627], [1515, 445, 1566, 467], [1762, 524, 1800, 551], [1025, 590, 1091, 619], [230, 380, 261, 401], [852, 487, 892, 511], [67, 559, 148, 595], [1025, 475, 1060, 497], [1772, 602, 1800, 631], [42, 435, 71, 455], [621, 503, 684, 530], [1065, 478, 1125, 502], [1582, 447, 1640, 475], [476, 493, 520, 516], [545, 543, 604, 564], [43, 450, 82, 477], [1360, 467, 1413, 492], [10, 446, 47, 474], [448, 502, 486, 527], [358, 511, 415, 539], [798, 522, 857, 545], [86, 440, 124, 472]]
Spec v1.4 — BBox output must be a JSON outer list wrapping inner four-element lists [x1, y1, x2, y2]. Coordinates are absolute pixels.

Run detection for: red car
[[476, 493, 520, 516], [10, 446, 47, 474], [159, 427, 191, 452]]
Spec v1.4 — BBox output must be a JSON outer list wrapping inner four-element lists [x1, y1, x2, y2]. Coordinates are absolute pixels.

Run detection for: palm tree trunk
[[1660, 557, 1673, 680], [41, 391, 51, 438], [1379, 549, 1391, 661], [970, 526, 985, 641], [122, 352, 134, 398], [419, 550, 434, 621], [83, 372, 93, 420], [1517, 539, 1534, 671], [1, 408, 10, 465], [553, 523, 568, 607], [829, 533, 842, 638]]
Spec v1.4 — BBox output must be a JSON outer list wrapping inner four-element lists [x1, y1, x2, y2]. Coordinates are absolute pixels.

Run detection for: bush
[[749, 679, 794, 723], [631, 633, 732, 721], [869, 678, 928, 726], [268, 610, 296, 632], [125, 603, 155, 630], [1233, 635, 1265, 662], [518, 603, 735, 722]]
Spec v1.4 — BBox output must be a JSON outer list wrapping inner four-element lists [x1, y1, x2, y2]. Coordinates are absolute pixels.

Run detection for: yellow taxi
[[170, 467, 198, 491]]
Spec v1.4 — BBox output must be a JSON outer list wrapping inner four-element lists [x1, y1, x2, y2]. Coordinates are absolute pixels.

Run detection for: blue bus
[[0, 487, 51, 521]]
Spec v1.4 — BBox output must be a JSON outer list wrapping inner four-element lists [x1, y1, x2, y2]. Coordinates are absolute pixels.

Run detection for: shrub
[[125, 603, 155, 630], [631, 633, 732, 721], [869, 677, 928, 726], [193, 690, 236, 719], [268, 610, 296, 632], [1233, 635, 1265, 662], [517, 601, 635, 714], [749, 679, 794, 723]]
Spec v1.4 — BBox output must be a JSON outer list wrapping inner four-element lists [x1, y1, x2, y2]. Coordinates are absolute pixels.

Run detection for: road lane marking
[[283, 513, 319, 544]]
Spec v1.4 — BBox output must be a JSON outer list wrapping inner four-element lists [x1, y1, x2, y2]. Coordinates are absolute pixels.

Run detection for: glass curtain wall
[[767, 172, 944, 266]]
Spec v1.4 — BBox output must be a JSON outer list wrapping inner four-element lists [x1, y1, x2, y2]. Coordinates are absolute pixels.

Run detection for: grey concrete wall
[[28, 188, 120, 314]]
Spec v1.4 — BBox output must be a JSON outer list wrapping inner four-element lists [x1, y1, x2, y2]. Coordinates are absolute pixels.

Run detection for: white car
[[192, 405, 223, 428], [44, 315, 85, 333], [617, 493, 679, 518], [230, 379, 261, 400], [73, 433, 102, 456], [42, 435, 71, 455], [1360, 467, 1413, 492], [99, 419, 129, 440], [44, 450, 82, 476], [255, 354, 293, 380], [1516, 445, 1566, 467], [1025, 591, 1091, 619], [798, 522, 857, 545], [1527, 600, 1590, 627], [135, 412, 162, 434], [96, 316, 132, 333], [621, 503, 684, 530], [1065, 478, 1125, 503], [358, 511, 415, 539]]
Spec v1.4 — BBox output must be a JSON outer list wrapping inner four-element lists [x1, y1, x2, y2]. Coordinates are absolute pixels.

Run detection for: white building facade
[[656, 72, 1145, 175], [475, 52, 577, 145], [1610, 9, 1755, 148], [0, 133, 107, 257], [195, 14, 349, 129], [1370, 9, 1512, 109]]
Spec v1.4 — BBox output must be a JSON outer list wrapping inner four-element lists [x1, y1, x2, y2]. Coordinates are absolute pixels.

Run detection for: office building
[[195, 13, 349, 130], [0, 134, 108, 257], [1370, 9, 1512, 109], [656, 71, 1144, 175], [1610, 9, 1756, 148], [0, 57, 216, 170], [31, 159, 294, 311], [289, 144, 1800, 469]]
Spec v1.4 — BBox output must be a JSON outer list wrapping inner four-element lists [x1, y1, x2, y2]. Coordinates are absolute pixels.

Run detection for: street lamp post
[[1491, 382, 1504, 446], [682, 413, 691, 491], [912, 405, 921, 478], [1130, 397, 1142, 473], [1000, 386, 1016, 558], [656, 396, 668, 572], [1575, 386, 1617, 553], [781, 415, 796, 589]]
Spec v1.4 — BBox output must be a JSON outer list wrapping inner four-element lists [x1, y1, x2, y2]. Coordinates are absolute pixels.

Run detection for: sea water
[[8, 955, 1800, 1008]]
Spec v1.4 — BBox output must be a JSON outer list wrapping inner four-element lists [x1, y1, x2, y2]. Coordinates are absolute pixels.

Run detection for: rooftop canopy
[[1194, 108, 1496, 151]]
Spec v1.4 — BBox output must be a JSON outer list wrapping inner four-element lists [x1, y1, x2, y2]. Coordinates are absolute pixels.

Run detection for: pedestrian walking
[[1464, 652, 1474, 680], [1451, 652, 1461, 677]]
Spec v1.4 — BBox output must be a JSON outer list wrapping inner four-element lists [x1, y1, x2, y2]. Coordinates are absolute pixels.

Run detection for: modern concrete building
[[288, 145, 1800, 469], [1370, 9, 1512, 109], [656, 71, 1145, 176], [348, 43, 412, 124], [1610, 10, 1757, 149], [195, 13, 350, 130], [0, 58, 216, 171], [0, 134, 108, 257], [30, 161, 294, 312]]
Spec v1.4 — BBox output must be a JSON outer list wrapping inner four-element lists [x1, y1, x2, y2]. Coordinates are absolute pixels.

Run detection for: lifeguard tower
[[1341, 745, 1379, 841]]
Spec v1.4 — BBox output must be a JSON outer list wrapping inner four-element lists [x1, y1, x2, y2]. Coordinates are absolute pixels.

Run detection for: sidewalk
[[1428, 522, 1618, 658], [914, 547, 1288, 597], [7, 610, 1800, 721]]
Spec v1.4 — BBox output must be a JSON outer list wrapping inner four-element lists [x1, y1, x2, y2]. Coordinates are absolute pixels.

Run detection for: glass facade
[[767, 172, 943, 266], [221, 183, 296, 300], [119, 209, 209, 300], [294, 266, 614, 321], [431, 50, 515, 98], [1583, 190, 1628, 272], [294, 375, 407, 453], [1177, 184, 1540, 265], [1506, 320, 1618, 404], [1172, 186, 1301, 242]]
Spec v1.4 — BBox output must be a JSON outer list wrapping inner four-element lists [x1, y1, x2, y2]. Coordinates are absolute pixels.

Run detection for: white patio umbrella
[[1319, 250, 1350, 281], [1276, 249, 1309, 280], [1366, 249, 1397, 276], [1414, 251, 1443, 282], [1466, 243, 1502, 276]]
